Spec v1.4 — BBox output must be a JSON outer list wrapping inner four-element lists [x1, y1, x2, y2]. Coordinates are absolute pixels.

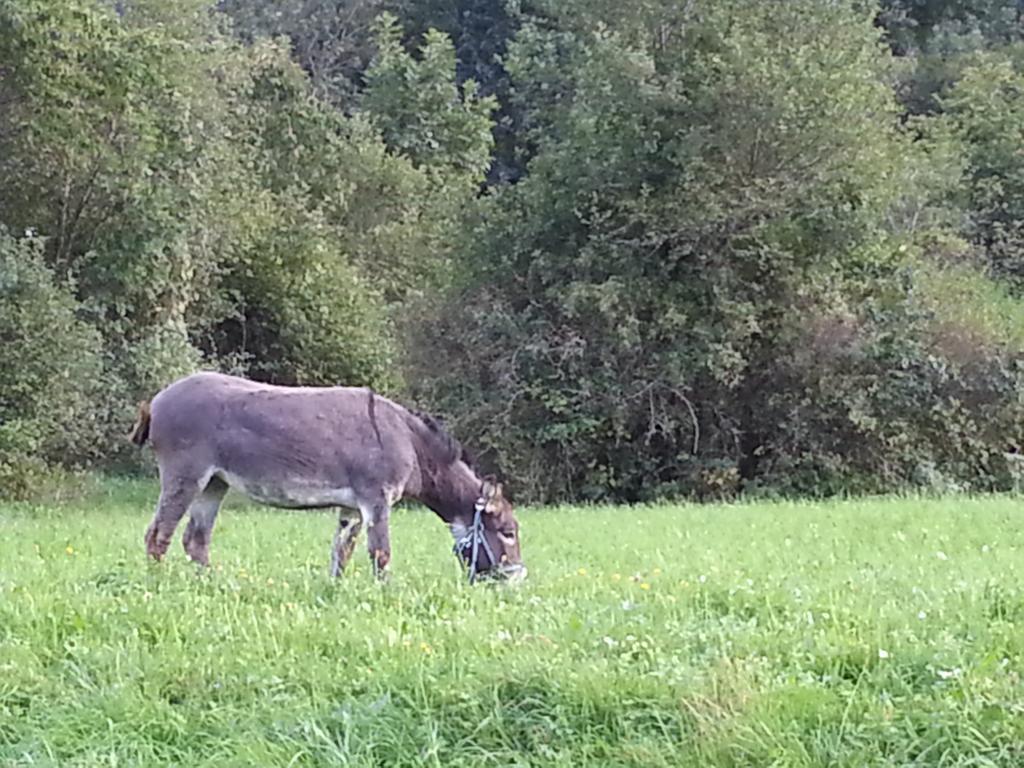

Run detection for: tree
[[408, 0, 1022, 501], [217, 0, 387, 108], [363, 12, 496, 186], [0, 0, 475, 484], [944, 52, 1024, 293]]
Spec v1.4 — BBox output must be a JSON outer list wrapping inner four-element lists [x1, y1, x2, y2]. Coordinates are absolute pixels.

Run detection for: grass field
[[2, 484, 1023, 766]]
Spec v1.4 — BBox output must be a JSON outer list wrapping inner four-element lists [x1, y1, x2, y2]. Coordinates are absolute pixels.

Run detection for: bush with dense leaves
[[0, 230, 105, 498], [407, 0, 1024, 503]]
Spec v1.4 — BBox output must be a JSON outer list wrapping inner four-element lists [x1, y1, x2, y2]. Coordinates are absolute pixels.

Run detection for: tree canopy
[[2, 0, 1023, 500]]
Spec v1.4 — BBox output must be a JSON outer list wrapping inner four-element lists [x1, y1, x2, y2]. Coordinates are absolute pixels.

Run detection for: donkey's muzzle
[[499, 563, 527, 582]]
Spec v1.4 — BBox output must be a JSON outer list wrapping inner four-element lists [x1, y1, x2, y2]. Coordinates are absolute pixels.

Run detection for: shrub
[[0, 229, 105, 498]]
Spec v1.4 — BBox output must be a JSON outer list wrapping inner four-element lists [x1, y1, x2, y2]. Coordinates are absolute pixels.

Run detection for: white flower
[[918, 611, 927, 620], [602, 636, 618, 648], [937, 668, 961, 680], [936, 551, 948, 561], [496, 630, 512, 642], [878, 649, 890, 659]]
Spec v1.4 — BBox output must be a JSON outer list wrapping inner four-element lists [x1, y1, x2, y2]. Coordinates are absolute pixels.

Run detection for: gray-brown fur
[[133, 372, 524, 580]]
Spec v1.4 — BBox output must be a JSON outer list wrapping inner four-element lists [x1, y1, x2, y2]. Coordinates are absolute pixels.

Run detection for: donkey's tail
[[128, 400, 152, 447]]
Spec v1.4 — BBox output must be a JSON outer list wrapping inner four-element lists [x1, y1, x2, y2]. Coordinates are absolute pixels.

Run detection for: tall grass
[[2, 486, 1023, 765]]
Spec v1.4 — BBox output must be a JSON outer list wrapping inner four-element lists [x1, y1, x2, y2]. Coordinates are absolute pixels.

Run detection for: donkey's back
[[148, 372, 418, 500]]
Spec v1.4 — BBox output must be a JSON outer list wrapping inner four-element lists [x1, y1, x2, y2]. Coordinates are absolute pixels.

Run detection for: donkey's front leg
[[182, 478, 228, 566], [360, 501, 391, 579]]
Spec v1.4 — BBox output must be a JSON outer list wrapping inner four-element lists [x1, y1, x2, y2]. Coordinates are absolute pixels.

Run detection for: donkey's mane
[[409, 409, 475, 468]]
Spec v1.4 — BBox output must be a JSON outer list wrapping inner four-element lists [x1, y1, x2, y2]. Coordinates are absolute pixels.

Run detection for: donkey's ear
[[481, 477, 499, 499]]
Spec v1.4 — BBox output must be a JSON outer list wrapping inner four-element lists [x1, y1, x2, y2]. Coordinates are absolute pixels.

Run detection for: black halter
[[452, 497, 495, 584]]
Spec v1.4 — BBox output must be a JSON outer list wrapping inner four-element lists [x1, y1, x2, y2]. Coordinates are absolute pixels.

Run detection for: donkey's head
[[453, 480, 525, 582]]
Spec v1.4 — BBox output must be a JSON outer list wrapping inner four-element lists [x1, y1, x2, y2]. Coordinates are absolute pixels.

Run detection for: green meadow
[[2, 485, 1023, 766]]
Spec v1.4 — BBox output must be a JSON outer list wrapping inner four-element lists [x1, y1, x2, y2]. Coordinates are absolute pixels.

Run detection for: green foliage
[[218, 193, 397, 387], [364, 12, 496, 185], [0, 0, 236, 390], [3, 0, 1024, 501], [944, 53, 1024, 293], [410, 0, 1022, 502], [0, 0, 482, 477], [0, 230, 104, 498], [5, 490, 1024, 763], [877, 0, 1021, 114], [218, 0, 387, 108]]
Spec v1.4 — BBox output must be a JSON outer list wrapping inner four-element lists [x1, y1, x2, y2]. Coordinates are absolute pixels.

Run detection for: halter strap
[[453, 496, 496, 583]]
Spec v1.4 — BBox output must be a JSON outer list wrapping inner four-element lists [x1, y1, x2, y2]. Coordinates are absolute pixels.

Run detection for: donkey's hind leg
[[145, 469, 205, 561], [183, 476, 229, 566], [330, 513, 363, 578]]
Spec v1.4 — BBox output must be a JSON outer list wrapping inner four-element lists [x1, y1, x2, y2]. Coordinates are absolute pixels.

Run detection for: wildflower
[[699, 574, 707, 584], [266, 578, 274, 586], [936, 551, 948, 561], [419, 642, 433, 654], [143, 591, 153, 602], [652, 568, 662, 576], [679, 580, 690, 588], [577, 567, 588, 576], [878, 649, 890, 659], [918, 611, 927, 620], [602, 636, 618, 648], [65, 546, 74, 555], [640, 583, 651, 591], [611, 573, 622, 582], [496, 630, 512, 642]]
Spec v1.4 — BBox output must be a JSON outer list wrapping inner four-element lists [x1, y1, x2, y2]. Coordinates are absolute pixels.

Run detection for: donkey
[[129, 372, 525, 581]]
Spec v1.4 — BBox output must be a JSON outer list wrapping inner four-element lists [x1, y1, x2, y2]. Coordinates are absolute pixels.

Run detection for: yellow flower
[[65, 546, 74, 555], [611, 573, 622, 582], [652, 568, 662, 576], [640, 583, 651, 591], [266, 578, 274, 586], [420, 642, 433, 654], [577, 567, 588, 576]]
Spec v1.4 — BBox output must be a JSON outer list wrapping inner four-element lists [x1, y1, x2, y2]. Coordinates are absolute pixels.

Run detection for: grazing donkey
[[129, 372, 525, 581]]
